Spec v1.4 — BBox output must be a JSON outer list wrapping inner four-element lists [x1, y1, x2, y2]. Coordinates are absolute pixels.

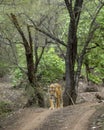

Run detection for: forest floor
[[0, 77, 104, 130]]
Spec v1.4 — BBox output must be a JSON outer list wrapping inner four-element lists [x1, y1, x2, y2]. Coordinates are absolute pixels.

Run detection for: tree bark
[[63, 20, 77, 106]]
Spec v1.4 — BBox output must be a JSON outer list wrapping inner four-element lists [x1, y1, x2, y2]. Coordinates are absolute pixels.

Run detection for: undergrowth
[[0, 101, 12, 117]]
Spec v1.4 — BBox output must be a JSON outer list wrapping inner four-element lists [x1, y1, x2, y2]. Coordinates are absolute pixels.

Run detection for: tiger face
[[48, 83, 62, 110]]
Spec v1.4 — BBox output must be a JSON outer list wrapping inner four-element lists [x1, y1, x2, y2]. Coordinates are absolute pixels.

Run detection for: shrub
[[38, 47, 65, 84], [0, 101, 12, 117]]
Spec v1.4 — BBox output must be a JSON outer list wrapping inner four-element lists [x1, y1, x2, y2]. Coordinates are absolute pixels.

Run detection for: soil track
[[38, 102, 101, 130], [1, 102, 103, 130], [0, 79, 104, 130]]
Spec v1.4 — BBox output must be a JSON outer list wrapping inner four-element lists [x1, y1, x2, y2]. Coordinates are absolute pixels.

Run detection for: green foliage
[[84, 46, 104, 84], [96, 8, 104, 26], [10, 44, 26, 86], [0, 101, 12, 117], [38, 47, 65, 84], [11, 68, 23, 85], [76, 1, 104, 84], [84, 7, 104, 84], [0, 45, 11, 77], [11, 46, 65, 86], [89, 73, 102, 84], [0, 62, 9, 77]]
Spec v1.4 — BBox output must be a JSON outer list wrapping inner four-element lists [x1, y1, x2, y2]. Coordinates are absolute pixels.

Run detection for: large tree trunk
[[63, 0, 83, 106], [63, 22, 77, 106]]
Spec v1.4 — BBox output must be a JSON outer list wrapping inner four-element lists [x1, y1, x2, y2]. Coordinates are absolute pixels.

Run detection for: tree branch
[[64, 0, 75, 22], [80, 2, 104, 59], [64, 0, 72, 16], [89, 2, 104, 31], [27, 25, 33, 53], [9, 13, 30, 53], [75, 2, 104, 87], [26, 16, 67, 47], [74, 0, 83, 27]]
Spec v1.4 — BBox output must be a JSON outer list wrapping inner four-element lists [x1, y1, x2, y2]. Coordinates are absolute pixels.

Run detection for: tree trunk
[[63, 22, 77, 106], [10, 13, 44, 107], [26, 53, 35, 84], [63, 0, 83, 106]]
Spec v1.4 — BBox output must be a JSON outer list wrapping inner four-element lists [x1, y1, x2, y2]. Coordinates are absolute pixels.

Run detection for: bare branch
[[38, 38, 47, 62], [34, 25, 67, 47], [25, 15, 67, 47], [64, 0, 75, 22], [27, 25, 33, 53], [74, 0, 83, 27], [78, 2, 104, 60], [14, 63, 27, 74], [34, 37, 47, 73], [57, 43, 66, 59], [64, 0, 72, 16], [75, 2, 104, 86], [9, 13, 30, 52], [7, 38, 27, 74], [90, 2, 104, 31]]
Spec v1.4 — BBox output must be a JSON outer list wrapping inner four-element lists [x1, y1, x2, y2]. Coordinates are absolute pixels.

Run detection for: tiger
[[48, 83, 63, 110]]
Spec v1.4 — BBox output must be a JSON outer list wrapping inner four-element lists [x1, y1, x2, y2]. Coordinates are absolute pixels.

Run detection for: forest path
[[1, 102, 103, 130], [0, 79, 104, 130], [36, 102, 101, 130]]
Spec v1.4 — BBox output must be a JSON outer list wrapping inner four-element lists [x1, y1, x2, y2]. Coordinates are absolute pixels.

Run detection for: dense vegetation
[[0, 0, 104, 106]]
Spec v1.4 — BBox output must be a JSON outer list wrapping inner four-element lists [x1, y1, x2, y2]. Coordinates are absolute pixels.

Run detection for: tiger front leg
[[49, 99, 55, 110], [55, 97, 61, 108]]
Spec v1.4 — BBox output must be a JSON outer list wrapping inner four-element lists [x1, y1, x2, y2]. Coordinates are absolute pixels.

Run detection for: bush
[[10, 67, 28, 88], [38, 47, 65, 84], [89, 73, 102, 84], [0, 101, 12, 117]]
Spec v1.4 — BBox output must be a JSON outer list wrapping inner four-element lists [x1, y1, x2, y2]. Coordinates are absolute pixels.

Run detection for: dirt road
[[0, 80, 104, 130], [1, 102, 103, 130], [37, 102, 100, 130]]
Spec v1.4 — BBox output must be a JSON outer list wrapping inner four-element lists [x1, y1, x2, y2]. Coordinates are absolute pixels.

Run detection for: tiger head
[[49, 84, 56, 96]]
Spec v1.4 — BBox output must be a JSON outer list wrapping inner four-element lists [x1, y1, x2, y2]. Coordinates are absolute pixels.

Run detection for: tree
[[31, 0, 104, 106], [62, 0, 83, 106], [63, 0, 104, 106], [9, 13, 47, 107]]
